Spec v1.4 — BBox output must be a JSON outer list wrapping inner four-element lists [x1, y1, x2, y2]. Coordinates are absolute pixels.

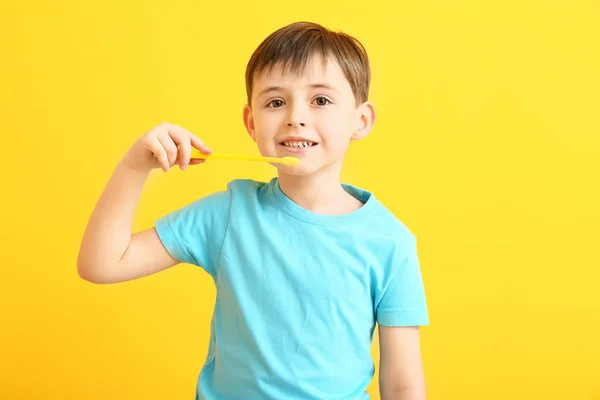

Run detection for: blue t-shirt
[[154, 178, 429, 400]]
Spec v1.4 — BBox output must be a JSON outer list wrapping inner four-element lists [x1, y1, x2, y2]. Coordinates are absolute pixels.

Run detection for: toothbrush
[[189, 148, 300, 166]]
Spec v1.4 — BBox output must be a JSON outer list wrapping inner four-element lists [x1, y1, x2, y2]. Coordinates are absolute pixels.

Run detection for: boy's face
[[243, 56, 375, 176]]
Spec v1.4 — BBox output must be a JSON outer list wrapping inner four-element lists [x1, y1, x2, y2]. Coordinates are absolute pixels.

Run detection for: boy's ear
[[352, 101, 376, 141], [243, 104, 256, 142]]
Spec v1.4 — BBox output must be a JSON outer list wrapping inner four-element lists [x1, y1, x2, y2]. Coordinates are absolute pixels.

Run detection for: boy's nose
[[286, 121, 306, 127], [286, 104, 307, 128]]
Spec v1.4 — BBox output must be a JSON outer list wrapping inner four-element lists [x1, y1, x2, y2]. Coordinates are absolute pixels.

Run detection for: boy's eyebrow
[[257, 86, 284, 97], [309, 83, 339, 93], [256, 83, 339, 97]]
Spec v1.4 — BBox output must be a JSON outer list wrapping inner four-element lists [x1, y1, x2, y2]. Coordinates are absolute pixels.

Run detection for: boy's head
[[243, 22, 375, 176], [245, 21, 370, 107]]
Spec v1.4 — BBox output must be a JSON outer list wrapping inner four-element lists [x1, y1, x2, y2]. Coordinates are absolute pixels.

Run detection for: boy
[[78, 21, 429, 400]]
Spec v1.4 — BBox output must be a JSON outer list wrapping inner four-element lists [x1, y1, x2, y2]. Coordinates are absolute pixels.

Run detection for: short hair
[[245, 21, 370, 106]]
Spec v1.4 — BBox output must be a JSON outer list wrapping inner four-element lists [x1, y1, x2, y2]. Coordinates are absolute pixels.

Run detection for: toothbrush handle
[[190, 150, 277, 163], [188, 149, 299, 166]]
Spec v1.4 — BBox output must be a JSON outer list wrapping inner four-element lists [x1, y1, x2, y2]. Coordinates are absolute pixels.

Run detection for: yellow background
[[1, 0, 599, 399]]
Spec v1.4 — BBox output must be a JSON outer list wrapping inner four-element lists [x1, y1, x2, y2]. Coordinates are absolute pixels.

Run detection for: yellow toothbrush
[[189, 148, 300, 166]]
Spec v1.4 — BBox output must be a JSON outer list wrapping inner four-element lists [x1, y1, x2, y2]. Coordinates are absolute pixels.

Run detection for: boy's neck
[[277, 166, 364, 216]]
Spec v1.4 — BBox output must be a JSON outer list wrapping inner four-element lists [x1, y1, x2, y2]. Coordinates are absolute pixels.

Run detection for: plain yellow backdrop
[[1, 0, 599, 399]]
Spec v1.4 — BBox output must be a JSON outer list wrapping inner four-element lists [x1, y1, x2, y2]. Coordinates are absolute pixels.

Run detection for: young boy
[[78, 21, 429, 400]]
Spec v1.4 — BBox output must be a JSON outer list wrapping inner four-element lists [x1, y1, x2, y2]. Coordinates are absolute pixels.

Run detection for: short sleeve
[[375, 239, 429, 327], [154, 188, 232, 277]]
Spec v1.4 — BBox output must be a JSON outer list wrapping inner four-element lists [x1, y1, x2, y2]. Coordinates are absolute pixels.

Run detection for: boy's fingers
[[150, 137, 170, 171], [165, 123, 212, 155], [177, 138, 192, 170], [191, 136, 212, 155], [165, 126, 193, 170], [174, 127, 212, 154], [166, 124, 189, 143], [157, 134, 178, 167]]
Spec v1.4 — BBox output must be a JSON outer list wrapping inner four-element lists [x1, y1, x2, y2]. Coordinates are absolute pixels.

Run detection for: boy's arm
[[378, 325, 426, 400], [77, 123, 211, 284], [77, 161, 178, 284]]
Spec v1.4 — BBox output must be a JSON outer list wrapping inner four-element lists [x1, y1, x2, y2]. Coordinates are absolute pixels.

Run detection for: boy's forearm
[[77, 159, 149, 281]]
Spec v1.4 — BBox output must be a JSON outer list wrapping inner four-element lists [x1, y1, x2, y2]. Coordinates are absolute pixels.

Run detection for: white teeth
[[282, 141, 315, 148]]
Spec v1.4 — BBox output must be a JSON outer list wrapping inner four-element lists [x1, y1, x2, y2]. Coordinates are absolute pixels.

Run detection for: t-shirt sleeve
[[153, 188, 232, 277], [375, 238, 429, 327]]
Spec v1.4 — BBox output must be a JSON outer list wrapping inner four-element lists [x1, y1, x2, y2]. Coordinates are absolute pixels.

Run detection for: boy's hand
[[123, 122, 212, 173]]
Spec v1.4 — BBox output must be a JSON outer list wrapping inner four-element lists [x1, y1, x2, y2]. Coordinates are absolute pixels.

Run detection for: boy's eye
[[314, 97, 331, 106], [268, 99, 284, 108]]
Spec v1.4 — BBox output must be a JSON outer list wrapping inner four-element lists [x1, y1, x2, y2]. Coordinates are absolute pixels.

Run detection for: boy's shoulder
[[343, 182, 416, 240], [365, 199, 418, 255], [370, 197, 415, 235], [220, 178, 272, 203], [188, 178, 267, 202], [225, 177, 269, 191]]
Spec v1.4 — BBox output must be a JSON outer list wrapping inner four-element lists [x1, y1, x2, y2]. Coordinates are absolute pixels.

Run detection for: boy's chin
[[272, 157, 342, 177], [272, 163, 314, 176]]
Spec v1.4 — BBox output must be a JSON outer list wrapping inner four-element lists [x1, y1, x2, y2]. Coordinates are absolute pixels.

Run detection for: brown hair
[[245, 21, 370, 106]]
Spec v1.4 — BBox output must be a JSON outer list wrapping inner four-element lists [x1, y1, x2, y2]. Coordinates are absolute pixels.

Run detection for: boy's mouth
[[280, 140, 318, 148]]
